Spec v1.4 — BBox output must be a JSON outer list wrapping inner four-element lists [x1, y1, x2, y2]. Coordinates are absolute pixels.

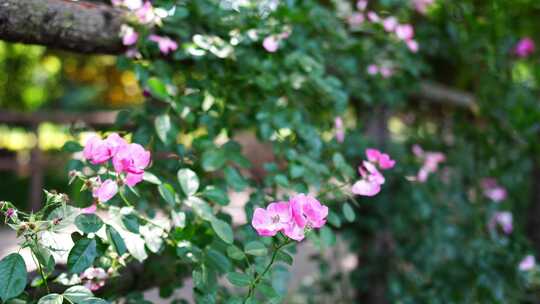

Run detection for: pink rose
[[263, 36, 280, 52], [413, 0, 434, 14], [367, 11, 380, 23], [112, 143, 151, 186], [92, 179, 118, 203], [411, 145, 445, 183], [406, 39, 419, 53], [365, 148, 396, 170], [379, 66, 394, 78], [83, 133, 127, 165], [356, 0, 368, 11], [335, 117, 345, 143], [81, 204, 97, 214], [395, 24, 414, 41], [515, 37, 535, 58], [347, 13, 365, 27], [289, 194, 328, 230], [519, 255, 536, 271], [149, 35, 178, 55], [383, 17, 398, 32], [367, 64, 379, 75], [121, 25, 138, 46], [135, 1, 160, 24], [481, 178, 507, 203], [81, 267, 108, 291], [251, 202, 292, 237], [489, 211, 513, 235]]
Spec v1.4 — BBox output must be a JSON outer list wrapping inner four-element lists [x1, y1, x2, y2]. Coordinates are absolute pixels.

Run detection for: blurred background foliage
[[3, 0, 540, 302]]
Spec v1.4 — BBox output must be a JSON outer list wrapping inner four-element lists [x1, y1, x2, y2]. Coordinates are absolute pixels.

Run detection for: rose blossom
[[481, 178, 507, 203], [263, 36, 280, 52], [92, 179, 118, 203], [519, 255, 536, 271], [352, 161, 385, 196], [335, 116, 345, 143], [149, 35, 178, 55], [80, 267, 108, 291], [395, 24, 414, 41], [251, 202, 292, 237], [413, 0, 434, 14], [365, 148, 396, 170], [121, 25, 138, 46], [383, 17, 398, 32], [83, 133, 127, 165], [251, 194, 328, 241], [489, 211, 513, 235], [356, 0, 368, 11], [515, 37, 535, 58], [347, 13, 365, 27], [112, 143, 151, 186], [367, 64, 379, 75]]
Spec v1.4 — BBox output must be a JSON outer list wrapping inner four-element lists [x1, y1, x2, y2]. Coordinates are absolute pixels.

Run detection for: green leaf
[[158, 183, 176, 205], [201, 149, 226, 172], [32, 244, 55, 274], [106, 225, 127, 255], [177, 168, 199, 196], [38, 294, 63, 304], [79, 297, 109, 304], [63, 141, 83, 153], [257, 282, 278, 298], [276, 250, 293, 265], [63, 286, 94, 304], [143, 172, 162, 185], [121, 213, 140, 233], [185, 197, 214, 221], [342, 203, 355, 222], [0, 253, 27, 302], [154, 114, 175, 144], [226, 246, 246, 260], [75, 214, 104, 234], [226, 272, 252, 287], [147, 77, 168, 100], [67, 238, 97, 274], [201, 186, 229, 206], [206, 249, 232, 273], [210, 218, 234, 244], [224, 167, 248, 191], [320, 226, 336, 247], [47, 205, 81, 231], [244, 241, 266, 256]]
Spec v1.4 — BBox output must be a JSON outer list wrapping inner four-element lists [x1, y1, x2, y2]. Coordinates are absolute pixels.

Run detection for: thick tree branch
[[0, 0, 126, 54]]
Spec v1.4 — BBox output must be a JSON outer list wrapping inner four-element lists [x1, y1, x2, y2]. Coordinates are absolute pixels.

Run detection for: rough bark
[[0, 0, 126, 54]]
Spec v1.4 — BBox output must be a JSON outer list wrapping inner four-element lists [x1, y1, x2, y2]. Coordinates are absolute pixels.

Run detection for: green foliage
[[0, 253, 27, 302]]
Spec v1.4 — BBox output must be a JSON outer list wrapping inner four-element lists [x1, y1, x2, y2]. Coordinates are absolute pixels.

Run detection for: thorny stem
[[243, 239, 292, 303]]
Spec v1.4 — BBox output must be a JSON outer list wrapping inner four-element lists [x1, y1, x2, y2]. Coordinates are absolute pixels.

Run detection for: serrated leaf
[[75, 214, 103, 234], [67, 238, 97, 274], [63, 285, 93, 303], [244, 241, 266, 256], [210, 218, 233, 244], [226, 272, 252, 286], [38, 294, 63, 304], [0, 253, 27, 302], [177, 168, 199, 196]]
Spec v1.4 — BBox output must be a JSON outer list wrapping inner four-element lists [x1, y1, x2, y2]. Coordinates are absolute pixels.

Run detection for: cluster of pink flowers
[[489, 211, 513, 235], [334, 117, 345, 143], [346, 1, 419, 53], [481, 178, 507, 203], [352, 148, 395, 197], [412, 0, 434, 15], [410, 145, 445, 182], [514, 37, 535, 58], [83, 133, 151, 203], [80, 267, 108, 291], [366, 63, 395, 78], [114, 0, 178, 56], [262, 30, 291, 53], [251, 194, 328, 241], [519, 255, 536, 271]]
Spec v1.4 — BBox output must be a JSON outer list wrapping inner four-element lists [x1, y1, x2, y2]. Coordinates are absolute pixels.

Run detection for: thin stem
[[316, 182, 351, 199], [118, 188, 133, 207], [243, 240, 291, 303], [31, 249, 49, 293]]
